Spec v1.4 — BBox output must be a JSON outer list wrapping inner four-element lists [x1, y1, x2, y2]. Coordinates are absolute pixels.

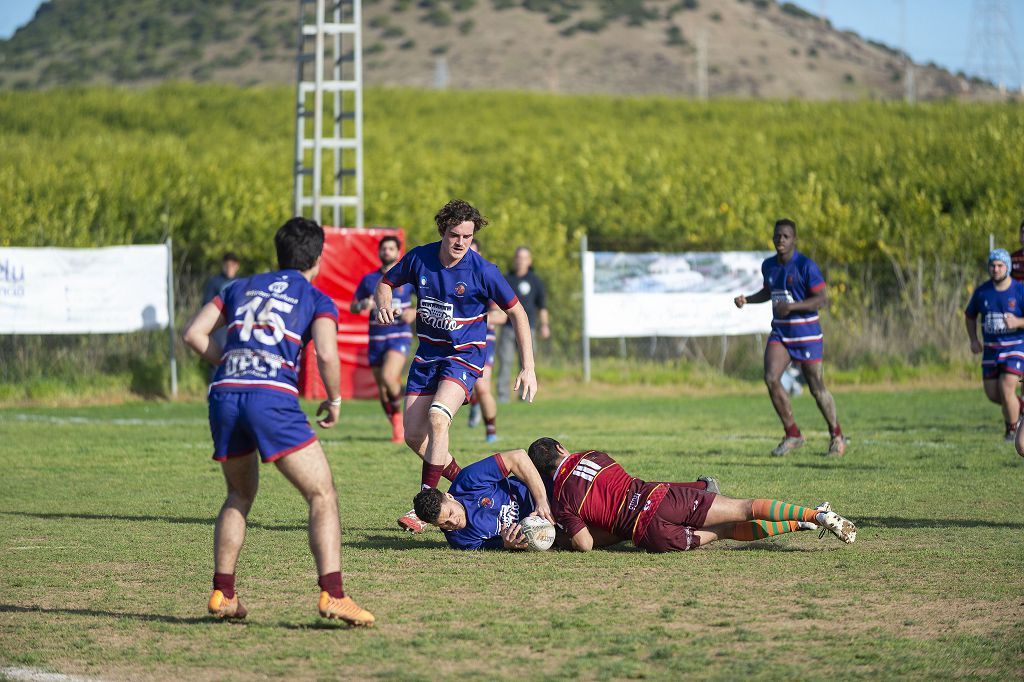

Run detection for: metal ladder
[[293, 0, 364, 228]]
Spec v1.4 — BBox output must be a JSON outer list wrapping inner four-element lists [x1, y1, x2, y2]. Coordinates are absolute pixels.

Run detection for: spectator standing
[[496, 246, 549, 403]]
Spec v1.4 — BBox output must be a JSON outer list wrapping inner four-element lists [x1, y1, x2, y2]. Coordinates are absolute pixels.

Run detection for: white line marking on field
[[0, 414, 205, 426], [0, 667, 101, 682]]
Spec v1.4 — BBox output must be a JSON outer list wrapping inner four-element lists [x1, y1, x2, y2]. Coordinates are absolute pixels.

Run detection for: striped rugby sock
[[731, 520, 801, 541], [752, 499, 820, 523]]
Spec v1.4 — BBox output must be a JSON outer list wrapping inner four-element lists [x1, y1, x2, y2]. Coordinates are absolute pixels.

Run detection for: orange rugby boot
[[318, 592, 375, 627], [208, 589, 248, 619], [390, 412, 404, 443], [397, 508, 426, 533]]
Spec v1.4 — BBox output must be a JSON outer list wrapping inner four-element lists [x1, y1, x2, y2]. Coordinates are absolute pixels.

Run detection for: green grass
[[1, 388, 1022, 679]]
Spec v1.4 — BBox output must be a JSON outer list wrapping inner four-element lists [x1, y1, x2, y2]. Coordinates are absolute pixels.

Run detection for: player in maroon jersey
[[527, 438, 857, 552], [1011, 219, 1024, 282]]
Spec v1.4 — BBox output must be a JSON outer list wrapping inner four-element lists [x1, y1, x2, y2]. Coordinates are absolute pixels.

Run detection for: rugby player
[[734, 219, 847, 457], [182, 217, 374, 626], [1009, 219, 1024, 282], [965, 248, 1024, 441], [528, 438, 856, 552], [350, 236, 416, 443], [374, 200, 538, 533], [466, 240, 503, 443]]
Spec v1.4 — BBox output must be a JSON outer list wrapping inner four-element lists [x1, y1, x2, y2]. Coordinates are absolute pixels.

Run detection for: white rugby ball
[[520, 516, 556, 551]]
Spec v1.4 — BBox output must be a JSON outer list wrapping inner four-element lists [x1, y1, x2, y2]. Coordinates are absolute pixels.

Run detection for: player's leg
[[495, 326, 516, 403], [210, 451, 258, 618], [764, 341, 803, 456], [703, 495, 855, 544], [380, 348, 406, 442], [982, 376, 1001, 405], [274, 440, 374, 626], [998, 369, 1021, 440], [398, 388, 462, 533], [800, 360, 846, 456], [693, 519, 811, 547], [476, 364, 498, 442], [422, 379, 466, 479]]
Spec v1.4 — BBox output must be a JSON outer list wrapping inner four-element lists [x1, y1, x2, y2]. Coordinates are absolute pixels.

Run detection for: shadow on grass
[[857, 515, 1024, 530], [344, 534, 448, 550], [0, 603, 213, 625], [0, 510, 307, 532]]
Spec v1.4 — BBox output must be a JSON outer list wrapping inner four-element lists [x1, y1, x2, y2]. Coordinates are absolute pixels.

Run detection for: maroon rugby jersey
[[1012, 249, 1024, 282], [551, 451, 669, 545]]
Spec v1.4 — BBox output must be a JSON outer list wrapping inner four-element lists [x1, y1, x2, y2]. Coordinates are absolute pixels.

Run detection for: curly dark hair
[[275, 217, 324, 271], [413, 487, 445, 524], [435, 199, 488, 237], [528, 437, 563, 476], [773, 218, 797, 236]]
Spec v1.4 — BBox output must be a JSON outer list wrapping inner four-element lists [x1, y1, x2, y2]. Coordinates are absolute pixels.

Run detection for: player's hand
[[529, 503, 555, 526], [1005, 313, 1024, 330], [500, 522, 528, 550], [540, 323, 551, 340], [513, 367, 538, 403], [316, 400, 340, 429], [734, 294, 746, 309], [774, 301, 792, 317], [376, 305, 399, 325], [970, 339, 983, 354]]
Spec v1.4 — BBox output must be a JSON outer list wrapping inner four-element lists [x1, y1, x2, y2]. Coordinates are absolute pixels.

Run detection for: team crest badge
[[454, 282, 467, 297], [479, 497, 493, 508], [1011, 300, 1017, 310], [787, 275, 794, 285], [420, 275, 427, 286]]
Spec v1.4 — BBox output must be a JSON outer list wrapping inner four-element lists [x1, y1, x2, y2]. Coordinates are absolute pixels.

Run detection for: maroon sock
[[380, 399, 395, 417], [213, 572, 235, 599], [785, 423, 802, 438], [830, 423, 843, 438], [390, 398, 402, 416], [1006, 421, 1016, 435], [422, 462, 444, 488], [318, 571, 344, 599], [485, 418, 496, 437], [441, 459, 462, 482]]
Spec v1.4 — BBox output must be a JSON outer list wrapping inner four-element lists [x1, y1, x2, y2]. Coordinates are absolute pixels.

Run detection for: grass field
[[1, 387, 1022, 680]]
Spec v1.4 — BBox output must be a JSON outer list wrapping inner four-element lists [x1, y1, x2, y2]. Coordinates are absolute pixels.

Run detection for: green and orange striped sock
[[752, 499, 820, 523], [731, 520, 801, 541]]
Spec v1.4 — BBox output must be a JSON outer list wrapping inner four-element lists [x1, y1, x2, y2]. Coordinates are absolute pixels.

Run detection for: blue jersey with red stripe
[[444, 454, 535, 550], [762, 251, 826, 344], [210, 270, 338, 395], [353, 269, 415, 340], [965, 279, 1024, 346], [383, 242, 517, 376]]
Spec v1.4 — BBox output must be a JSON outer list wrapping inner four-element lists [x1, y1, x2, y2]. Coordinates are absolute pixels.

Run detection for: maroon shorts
[[635, 486, 716, 553]]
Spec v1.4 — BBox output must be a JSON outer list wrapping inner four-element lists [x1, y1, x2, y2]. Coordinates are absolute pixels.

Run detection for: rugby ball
[[520, 516, 556, 551]]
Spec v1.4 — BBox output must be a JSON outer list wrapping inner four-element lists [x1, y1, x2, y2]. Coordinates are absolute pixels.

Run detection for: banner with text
[[0, 245, 170, 334], [583, 250, 774, 338]]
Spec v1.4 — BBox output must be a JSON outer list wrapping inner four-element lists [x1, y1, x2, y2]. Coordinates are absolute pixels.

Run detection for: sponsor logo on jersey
[[420, 275, 427, 287], [498, 500, 521, 527], [268, 281, 289, 294], [418, 296, 458, 330], [454, 282, 467, 297], [518, 280, 532, 296], [627, 492, 641, 512]]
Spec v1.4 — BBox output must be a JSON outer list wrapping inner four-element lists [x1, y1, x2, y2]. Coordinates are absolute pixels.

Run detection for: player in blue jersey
[[965, 248, 1024, 443], [374, 199, 538, 533], [350, 236, 416, 443], [412, 450, 554, 549], [182, 217, 374, 627], [735, 219, 847, 457]]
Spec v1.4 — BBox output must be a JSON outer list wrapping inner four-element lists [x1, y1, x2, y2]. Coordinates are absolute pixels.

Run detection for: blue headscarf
[[989, 248, 1011, 270]]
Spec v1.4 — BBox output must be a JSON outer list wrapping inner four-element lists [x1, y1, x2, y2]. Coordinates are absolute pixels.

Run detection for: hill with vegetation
[[0, 0, 1005, 100]]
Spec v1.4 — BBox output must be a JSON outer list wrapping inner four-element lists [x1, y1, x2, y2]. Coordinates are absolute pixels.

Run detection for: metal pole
[[581, 233, 590, 382], [332, 0, 342, 227], [166, 238, 178, 398], [313, 0, 325, 224], [293, 1, 306, 217], [353, 0, 365, 228], [990, 233, 995, 251]]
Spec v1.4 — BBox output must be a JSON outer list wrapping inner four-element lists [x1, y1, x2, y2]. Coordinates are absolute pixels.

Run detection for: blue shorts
[[484, 338, 496, 368], [982, 341, 1024, 379], [769, 330, 823, 364], [406, 357, 480, 400], [367, 332, 411, 367], [208, 391, 317, 463]]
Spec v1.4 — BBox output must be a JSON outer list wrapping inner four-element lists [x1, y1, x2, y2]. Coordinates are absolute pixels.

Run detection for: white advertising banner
[[0, 245, 171, 334], [583, 250, 775, 338]]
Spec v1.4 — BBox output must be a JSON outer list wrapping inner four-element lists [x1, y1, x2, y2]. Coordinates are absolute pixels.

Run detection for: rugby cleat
[[318, 592, 375, 627], [697, 475, 721, 495], [800, 501, 831, 531], [397, 509, 426, 534], [485, 433, 498, 443], [208, 589, 247, 619], [389, 412, 404, 444], [816, 508, 857, 544], [771, 436, 804, 457], [827, 435, 849, 456], [467, 403, 482, 428]]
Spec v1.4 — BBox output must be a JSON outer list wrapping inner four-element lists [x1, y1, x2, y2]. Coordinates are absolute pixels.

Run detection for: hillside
[[0, 0, 1006, 99]]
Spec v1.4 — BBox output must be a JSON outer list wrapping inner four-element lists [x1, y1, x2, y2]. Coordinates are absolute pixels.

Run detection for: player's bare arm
[[487, 306, 508, 327], [182, 301, 226, 366], [498, 449, 555, 524], [504, 303, 538, 402], [735, 286, 771, 308], [311, 316, 342, 428], [372, 279, 398, 324], [568, 526, 595, 552], [349, 297, 373, 314], [965, 314, 983, 354], [775, 287, 827, 317]]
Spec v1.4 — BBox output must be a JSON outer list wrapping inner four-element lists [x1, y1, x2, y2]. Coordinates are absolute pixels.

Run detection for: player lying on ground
[[182, 217, 374, 626], [527, 438, 856, 552], [413, 451, 719, 550], [373, 200, 538, 533]]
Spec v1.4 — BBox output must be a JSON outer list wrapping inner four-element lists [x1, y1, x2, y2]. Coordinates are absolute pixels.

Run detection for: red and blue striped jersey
[[965, 279, 1024, 346], [354, 269, 415, 340], [383, 242, 517, 375], [210, 270, 338, 395], [762, 251, 826, 345]]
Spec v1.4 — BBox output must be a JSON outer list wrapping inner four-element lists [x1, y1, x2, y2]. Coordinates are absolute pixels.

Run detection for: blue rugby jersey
[[762, 251, 826, 345], [353, 269, 415, 342], [444, 455, 535, 550], [210, 270, 338, 395], [965, 279, 1024, 346], [383, 243, 518, 376]]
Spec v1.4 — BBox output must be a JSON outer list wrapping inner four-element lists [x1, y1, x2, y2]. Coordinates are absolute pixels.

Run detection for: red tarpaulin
[[298, 226, 406, 400]]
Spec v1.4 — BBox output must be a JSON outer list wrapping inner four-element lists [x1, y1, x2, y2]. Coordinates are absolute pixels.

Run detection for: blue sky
[[1, 0, 1021, 88]]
